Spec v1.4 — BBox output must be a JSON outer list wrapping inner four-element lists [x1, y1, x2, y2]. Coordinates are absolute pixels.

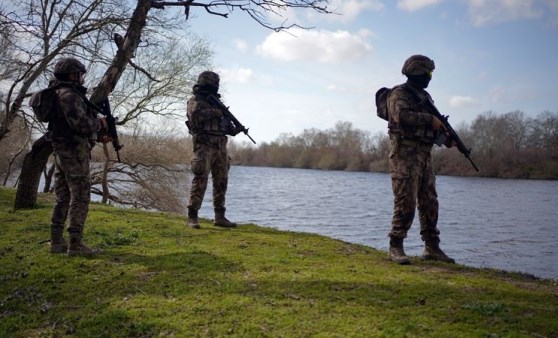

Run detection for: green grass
[[1, 186, 557, 337]]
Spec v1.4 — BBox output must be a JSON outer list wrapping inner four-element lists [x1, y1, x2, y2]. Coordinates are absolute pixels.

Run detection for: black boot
[[68, 233, 102, 257], [213, 208, 237, 228], [389, 237, 411, 265], [50, 225, 68, 254], [187, 208, 200, 229], [423, 237, 455, 263]]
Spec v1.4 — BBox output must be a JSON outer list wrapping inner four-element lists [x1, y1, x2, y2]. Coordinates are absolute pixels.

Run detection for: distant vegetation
[[229, 111, 558, 180], [2, 110, 556, 212]]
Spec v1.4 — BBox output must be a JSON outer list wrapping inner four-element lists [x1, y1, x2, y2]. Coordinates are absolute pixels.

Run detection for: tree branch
[[150, 0, 332, 30]]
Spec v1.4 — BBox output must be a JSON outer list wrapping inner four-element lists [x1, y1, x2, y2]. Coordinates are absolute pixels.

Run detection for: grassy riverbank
[[1, 187, 557, 337]]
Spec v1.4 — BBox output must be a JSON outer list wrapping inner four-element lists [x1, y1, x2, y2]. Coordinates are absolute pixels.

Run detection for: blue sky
[[183, 0, 558, 143]]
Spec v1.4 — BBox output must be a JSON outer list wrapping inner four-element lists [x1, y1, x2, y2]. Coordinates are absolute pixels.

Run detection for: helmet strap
[[200, 84, 219, 95], [54, 73, 70, 81], [407, 74, 431, 89]]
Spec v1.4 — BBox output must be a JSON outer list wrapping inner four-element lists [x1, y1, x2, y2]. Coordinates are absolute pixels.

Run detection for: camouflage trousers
[[188, 136, 230, 212], [51, 141, 92, 236], [388, 139, 440, 241]]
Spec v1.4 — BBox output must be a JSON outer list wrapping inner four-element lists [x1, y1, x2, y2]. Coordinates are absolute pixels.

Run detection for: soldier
[[186, 71, 241, 229], [47, 57, 110, 256], [386, 55, 455, 265]]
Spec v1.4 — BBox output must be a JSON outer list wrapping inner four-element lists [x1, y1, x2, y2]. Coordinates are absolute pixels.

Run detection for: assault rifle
[[98, 98, 123, 162], [423, 97, 479, 172], [206, 94, 256, 144]]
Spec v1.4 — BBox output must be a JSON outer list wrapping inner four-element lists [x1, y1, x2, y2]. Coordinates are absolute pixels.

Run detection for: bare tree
[[91, 123, 192, 212], [0, 113, 31, 186], [527, 111, 558, 152], [89, 33, 211, 204], [150, 0, 330, 30], [0, 0, 129, 142], [4, 0, 187, 208], [1, 0, 130, 208], [8, 0, 332, 208]]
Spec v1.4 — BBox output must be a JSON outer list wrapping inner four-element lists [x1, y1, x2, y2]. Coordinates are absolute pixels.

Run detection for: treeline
[[2, 110, 556, 205], [229, 111, 558, 179]]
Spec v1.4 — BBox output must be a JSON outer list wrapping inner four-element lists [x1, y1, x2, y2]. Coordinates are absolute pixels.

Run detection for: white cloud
[[449, 95, 477, 108], [466, 0, 543, 26], [327, 84, 340, 91], [327, 0, 384, 22], [256, 28, 373, 64], [489, 87, 505, 103], [219, 67, 254, 84], [233, 39, 248, 53], [397, 0, 444, 12]]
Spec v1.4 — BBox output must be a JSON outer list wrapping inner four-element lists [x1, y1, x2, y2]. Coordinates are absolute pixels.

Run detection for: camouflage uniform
[[386, 55, 454, 264], [387, 84, 439, 240], [186, 71, 239, 228], [47, 58, 104, 255]]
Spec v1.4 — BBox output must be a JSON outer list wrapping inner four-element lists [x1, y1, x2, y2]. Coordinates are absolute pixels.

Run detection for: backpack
[[374, 87, 391, 121], [29, 86, 61, 123]]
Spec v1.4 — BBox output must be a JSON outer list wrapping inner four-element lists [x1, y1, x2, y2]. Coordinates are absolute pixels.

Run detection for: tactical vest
[[388, 83, 439, 144], [190, 94, 228, 136], [49, 85, 95, 144]]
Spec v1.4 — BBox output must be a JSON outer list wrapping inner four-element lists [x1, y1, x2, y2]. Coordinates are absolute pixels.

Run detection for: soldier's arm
[[187, 98, 222, 124], [58, 90, 102, 135], [388, 88, 433, 128]]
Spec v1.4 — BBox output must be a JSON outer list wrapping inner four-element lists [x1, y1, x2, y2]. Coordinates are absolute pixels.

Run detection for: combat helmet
[[54, 57, 87, 77], [197, 71, 220, 88], [401, 55, 435, 76]]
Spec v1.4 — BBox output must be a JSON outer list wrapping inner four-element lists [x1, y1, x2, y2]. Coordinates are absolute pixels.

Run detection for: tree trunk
[[13, 0, 151, 208], [14, 134, 53, 209], [90, 0, 152, 104]]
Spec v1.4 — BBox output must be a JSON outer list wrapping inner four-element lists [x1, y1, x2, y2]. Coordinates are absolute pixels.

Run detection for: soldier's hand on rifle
[[99, 135, 113, 144], [97, 117, 113, 144], [211, 108, 223, 118], [99, 117, 109, 132], [97, 130, 113, 144], [232, 126, 243, 136], [444, 137, 457, 148], [431, 116, 446, 131]]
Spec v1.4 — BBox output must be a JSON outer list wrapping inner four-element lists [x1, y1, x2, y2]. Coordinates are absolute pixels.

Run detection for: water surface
[[198, 166, 558, 280]]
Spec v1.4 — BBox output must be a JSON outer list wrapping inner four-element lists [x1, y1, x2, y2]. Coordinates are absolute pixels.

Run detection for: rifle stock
[[207, 94, 256, 144]]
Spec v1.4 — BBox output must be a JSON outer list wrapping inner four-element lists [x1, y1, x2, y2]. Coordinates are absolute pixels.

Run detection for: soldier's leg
[[50, 154, 70, 253], [389, 145, 419, 239], [64, 154, 91, 237], [417, 155, 439, 238], [187, 145, 212, 228], [418, 156, 454, 263], [388, 144, 420, 264], [211, 145, 236, 227], [211, 146, 229, 211], [59, 146, 101, 256]]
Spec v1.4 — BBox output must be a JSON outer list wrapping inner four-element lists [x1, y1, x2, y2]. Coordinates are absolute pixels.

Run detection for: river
[[196, 166, 558, 280]]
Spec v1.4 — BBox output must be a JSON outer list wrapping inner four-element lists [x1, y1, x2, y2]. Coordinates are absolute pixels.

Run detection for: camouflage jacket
[[386, 83, 438, 144], [50, 81, 101, 145], [186, 86, 233, 137]]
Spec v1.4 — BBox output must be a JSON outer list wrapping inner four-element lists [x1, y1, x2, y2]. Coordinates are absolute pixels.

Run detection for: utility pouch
[[388, 133, 401, 158], [434, 132, 447, 147]]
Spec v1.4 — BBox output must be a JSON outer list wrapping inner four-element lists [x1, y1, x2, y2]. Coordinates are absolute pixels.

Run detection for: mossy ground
[[1, 187, 557, 337]]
